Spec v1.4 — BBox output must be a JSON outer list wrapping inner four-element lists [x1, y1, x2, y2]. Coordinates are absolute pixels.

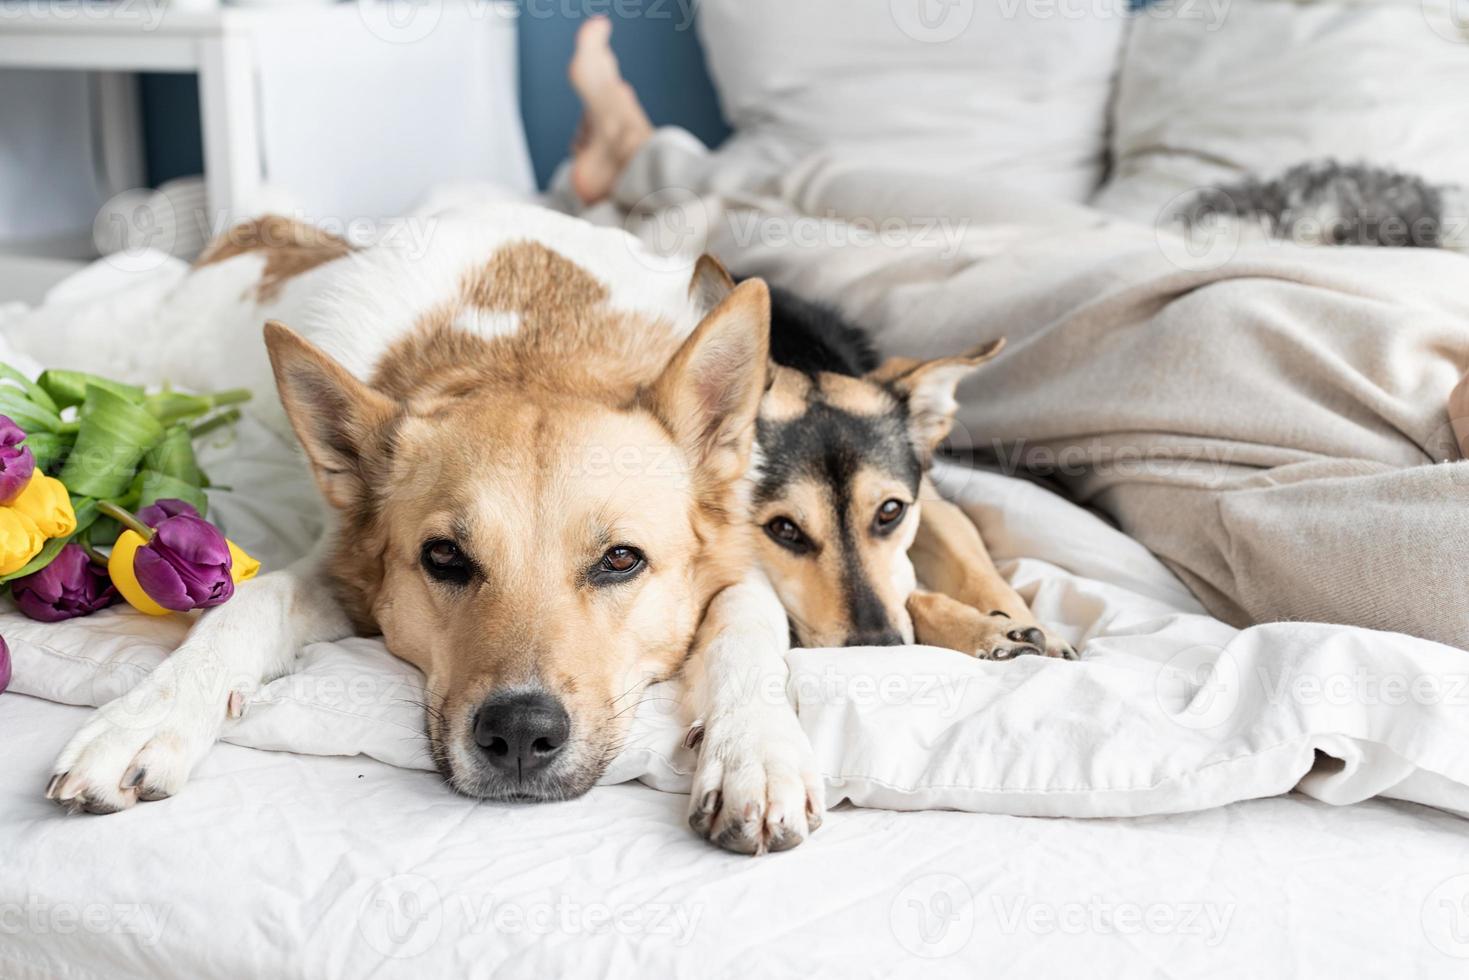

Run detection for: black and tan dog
[[723, 264, 1077, 660]]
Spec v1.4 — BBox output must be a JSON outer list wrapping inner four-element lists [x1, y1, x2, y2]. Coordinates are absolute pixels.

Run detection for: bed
[[6, 0, 1469, 975]]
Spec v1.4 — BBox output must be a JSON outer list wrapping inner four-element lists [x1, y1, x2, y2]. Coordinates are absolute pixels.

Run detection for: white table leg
[[92, 72, 146, 197], [197, 34, 260, 235]]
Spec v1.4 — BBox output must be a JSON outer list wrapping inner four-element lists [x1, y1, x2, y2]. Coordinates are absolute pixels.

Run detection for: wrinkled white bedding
[[3, 230, 1469, 975], [2, 689, 1467, 977]]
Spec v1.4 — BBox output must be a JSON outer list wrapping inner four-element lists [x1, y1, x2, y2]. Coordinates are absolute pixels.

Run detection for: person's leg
[[567, 16, 654, 206], [563, 17, 772, 225]]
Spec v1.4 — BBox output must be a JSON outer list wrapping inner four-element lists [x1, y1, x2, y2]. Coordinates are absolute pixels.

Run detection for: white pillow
[[1094, 0, 1469, 225], [696, 0, 1127, 202]]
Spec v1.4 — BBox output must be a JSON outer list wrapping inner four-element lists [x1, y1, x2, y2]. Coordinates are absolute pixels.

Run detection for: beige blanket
[[576, 136, 1469, 649]]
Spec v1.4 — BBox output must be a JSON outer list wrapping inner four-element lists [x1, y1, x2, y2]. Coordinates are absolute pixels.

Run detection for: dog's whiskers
[[609, 694, 678, 722]]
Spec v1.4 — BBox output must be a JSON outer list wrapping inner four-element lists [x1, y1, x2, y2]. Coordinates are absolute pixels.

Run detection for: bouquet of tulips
[[0, 366, 262, 692]]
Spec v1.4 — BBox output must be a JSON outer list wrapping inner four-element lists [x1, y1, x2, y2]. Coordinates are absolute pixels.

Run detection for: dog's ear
[[264, 320, 398, 510], [869, 338, 1004, 461], [687, 253, 736, 319], [653, 278, 770, 484]]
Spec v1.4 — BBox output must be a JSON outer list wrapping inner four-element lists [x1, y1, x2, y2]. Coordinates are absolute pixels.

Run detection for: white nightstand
[[0, 0, 533, 227]]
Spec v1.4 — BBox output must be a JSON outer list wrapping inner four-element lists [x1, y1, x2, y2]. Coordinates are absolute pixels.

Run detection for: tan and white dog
[[45, 206, 822, 854], [43, 204, 1073, 854]]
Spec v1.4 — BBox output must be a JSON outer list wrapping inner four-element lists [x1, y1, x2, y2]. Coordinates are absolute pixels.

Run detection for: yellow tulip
[[107, 530, 168, 616], [0, 507, 45, 576], [10, 472, 76, 539], [228, 541, 261, 584]]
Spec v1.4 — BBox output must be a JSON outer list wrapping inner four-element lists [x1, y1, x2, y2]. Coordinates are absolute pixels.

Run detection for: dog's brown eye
[[591, 546, 645, 584], [427, 542, 461, 566], [875, 499, 907, 531], [765, 517, 813, 554], [603, 547, 640, 573], [421, 539, 471, 585]]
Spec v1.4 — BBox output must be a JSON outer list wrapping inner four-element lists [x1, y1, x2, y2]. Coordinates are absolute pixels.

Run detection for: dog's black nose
[[845, 628, 906, 648], [473, 692, 570, 777]]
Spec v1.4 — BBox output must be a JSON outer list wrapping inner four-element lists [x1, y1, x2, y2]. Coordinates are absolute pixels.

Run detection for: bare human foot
[[568, 17, 654, 206], [1451, 368, 1469, 460]]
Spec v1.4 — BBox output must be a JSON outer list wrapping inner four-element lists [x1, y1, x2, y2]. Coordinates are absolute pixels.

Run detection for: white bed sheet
[[5, 693, 1469, 978]]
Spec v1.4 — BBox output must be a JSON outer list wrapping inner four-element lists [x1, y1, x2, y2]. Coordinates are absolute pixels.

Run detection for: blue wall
[[141, 3, 730, 191]]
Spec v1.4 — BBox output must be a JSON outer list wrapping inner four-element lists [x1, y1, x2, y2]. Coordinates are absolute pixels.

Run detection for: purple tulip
[[132, 514, 234, 612], [11, 543, 118, 622], [0, 634, 9, 694], [0, 415, 35, 505], [137, 498, 200, 529]]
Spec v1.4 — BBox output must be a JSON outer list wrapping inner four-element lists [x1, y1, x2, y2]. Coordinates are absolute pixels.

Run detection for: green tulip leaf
[[145, 391, 214, 426], [143, 426, 205, 486], [0, 389, 64, 434], [146, 387, 252, 426], [0, 363, 60, 415], [22, 431, 74, 474], [58, 385, 165, 498], [37, 370, 145, 410], [87, 516, 121, 548], [131, 469, 209, 517]]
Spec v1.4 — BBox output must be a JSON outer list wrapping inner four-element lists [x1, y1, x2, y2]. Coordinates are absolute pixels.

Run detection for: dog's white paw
[[687, 708, 825, 855], [45, 665, 231, 814]]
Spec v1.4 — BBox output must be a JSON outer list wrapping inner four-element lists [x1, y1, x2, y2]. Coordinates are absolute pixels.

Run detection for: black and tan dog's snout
[[844, 616, 906, 649], [846, 629, 906, 647], [839, 573, 911, 647], [473, 691, 571, 778]]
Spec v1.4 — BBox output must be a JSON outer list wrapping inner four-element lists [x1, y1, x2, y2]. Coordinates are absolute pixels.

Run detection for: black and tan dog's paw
[[908, 591, 1079, 661], [975, 620, 1079, 661]]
